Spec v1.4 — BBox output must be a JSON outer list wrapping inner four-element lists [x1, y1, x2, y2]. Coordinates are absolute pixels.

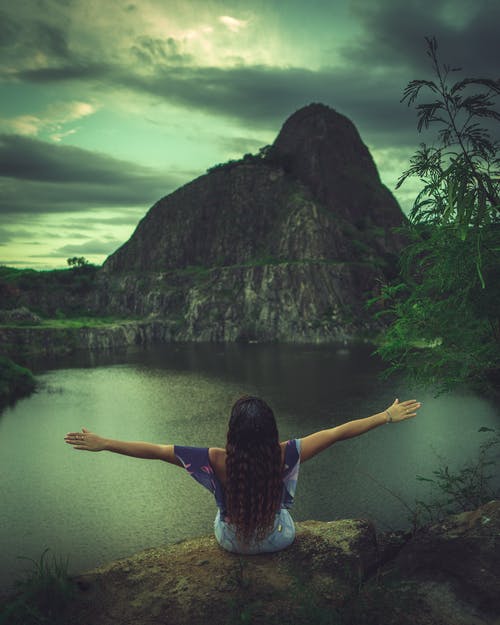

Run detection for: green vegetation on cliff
[[0, 264, 99, 317], [0, 356, 36, 410], [372, 38, 500, 396]]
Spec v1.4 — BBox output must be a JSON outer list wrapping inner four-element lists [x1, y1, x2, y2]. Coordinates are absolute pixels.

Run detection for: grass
[[0, 549, 74, 625]]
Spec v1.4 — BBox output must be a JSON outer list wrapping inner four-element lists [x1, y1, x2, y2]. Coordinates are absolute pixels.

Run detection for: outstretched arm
[[299, 398, 421, 463], [64, 428, 183, 466]]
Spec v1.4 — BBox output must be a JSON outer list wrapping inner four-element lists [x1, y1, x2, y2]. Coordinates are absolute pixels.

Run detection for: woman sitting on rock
[[64, 395, 420, 554]]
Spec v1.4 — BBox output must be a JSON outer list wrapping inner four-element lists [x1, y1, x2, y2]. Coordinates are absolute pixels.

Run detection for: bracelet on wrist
[[385, 409, 393, 423]]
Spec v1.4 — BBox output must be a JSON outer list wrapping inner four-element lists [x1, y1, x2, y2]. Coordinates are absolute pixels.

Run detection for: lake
[[1, 342, 499, 591]]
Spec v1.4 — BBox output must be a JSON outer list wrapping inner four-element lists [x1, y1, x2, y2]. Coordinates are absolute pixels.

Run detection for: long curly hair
[[225, 395, 283, 545]]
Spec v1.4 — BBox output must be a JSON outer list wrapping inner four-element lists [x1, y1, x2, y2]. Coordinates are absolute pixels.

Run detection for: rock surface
[[0, 307, 42, 324], [0, 320, 177, 359], [23, 501, 497, 625], [352, 500, 500, 625], [98, 103, 405, 342], [68, 519, 380, 625]]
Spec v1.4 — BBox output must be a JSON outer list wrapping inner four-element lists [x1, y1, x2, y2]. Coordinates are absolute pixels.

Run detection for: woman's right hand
[[385, 398, 421, 423], [64, 428, 106, 451]]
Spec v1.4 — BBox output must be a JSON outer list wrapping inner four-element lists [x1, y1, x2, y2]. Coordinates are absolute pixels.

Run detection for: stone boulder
[[351, 500, 500, 625], [68, 519, 378, 625], [57, 503, 500, 624], [3, 503, 499, 625], [0, 307, 41, 324]]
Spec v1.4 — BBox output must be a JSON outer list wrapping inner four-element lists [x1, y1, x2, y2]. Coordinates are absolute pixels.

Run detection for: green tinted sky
[[1, 0, 497, 267]]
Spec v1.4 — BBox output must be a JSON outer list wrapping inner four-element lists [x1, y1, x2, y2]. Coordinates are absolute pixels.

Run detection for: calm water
[[1, 343, 499, 590]]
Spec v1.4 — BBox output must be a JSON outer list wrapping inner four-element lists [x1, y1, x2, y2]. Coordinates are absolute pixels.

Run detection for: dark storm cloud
[[121, 64, 420, 146], [10, 59, 418, 145], [1, 134, 153, 184], [0, 10, 74, 65], [17, 63, 110, 82], [34, 20, 70, 59], [0, 177, 173, 215], [0, 11, 17, 46], [0, 135, 184, 215], [4, 1, 497, 151], [346, 0, 500, 77]]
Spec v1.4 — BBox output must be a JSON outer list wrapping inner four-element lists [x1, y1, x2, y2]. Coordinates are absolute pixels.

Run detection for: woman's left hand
[[385, 398, 421, 423]]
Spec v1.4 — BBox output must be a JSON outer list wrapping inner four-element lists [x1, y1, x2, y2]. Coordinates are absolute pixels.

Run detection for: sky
[[1, 0, 499, 269]]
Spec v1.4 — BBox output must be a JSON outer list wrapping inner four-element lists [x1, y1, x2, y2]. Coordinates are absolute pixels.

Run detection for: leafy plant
[[371, 37, 500, 395], [398, 37, 499, 230], [67, 256, 90, 268]]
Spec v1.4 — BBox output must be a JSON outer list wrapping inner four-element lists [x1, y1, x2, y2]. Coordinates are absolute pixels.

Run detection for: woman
[[64, 395, 420, 554]]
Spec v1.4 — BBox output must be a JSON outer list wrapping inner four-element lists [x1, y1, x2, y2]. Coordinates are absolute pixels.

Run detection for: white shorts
[[213, 508, 296, 554]]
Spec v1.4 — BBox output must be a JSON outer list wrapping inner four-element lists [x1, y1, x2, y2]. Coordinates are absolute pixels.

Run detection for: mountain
[[99, 103, 405, 342]]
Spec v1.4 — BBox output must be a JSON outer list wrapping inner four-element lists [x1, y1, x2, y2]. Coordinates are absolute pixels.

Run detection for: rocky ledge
[[58, 501, 500, 625], [0, 320, 179, 359]]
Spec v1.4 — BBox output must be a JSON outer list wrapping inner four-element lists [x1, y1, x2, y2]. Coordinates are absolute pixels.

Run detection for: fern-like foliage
[[372, 37, 500, 396]]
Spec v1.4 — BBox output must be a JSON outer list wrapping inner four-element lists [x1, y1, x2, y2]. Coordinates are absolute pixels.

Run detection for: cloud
[[218, 135, 268, 155], [0, 258, 48, 267], [0, 10, 18, 48], [34, 20, 71, 59], [1, 100, 97, 139], [1, 2, 496, 192], [218, 16, 248, 33], [1, 38, 418, 150], [115, 63, 419, 147], [131, 35, 192, 66], [14, 63, 110, 82], [0, 9, 74, 72], [4, 1, 496, 153], [5, 115, 43, 137], [55, 238, 124, 255], [0, 134, 185, 215], [0, 227, 37, 245], [50, 128, 77, 142], [345, 0, 500, 76], [0, 134, 164, 184], [60, 212, 147, 229]]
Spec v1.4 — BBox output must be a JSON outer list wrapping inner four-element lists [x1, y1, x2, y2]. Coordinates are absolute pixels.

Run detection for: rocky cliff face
[[0, 320, 177, 359], [272, 103, 404, 258], [99, 103, 405, 342]]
